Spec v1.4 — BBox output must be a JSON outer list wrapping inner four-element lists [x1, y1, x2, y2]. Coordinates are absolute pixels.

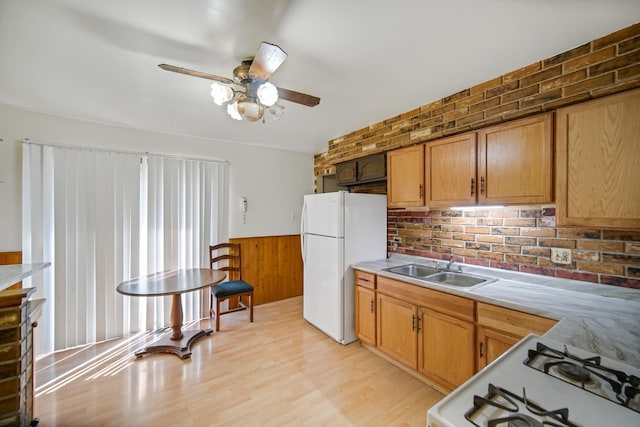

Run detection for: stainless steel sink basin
[[425, 272, 493, 287], [383, 263, 495, 288], [383, 264, 440, 278]]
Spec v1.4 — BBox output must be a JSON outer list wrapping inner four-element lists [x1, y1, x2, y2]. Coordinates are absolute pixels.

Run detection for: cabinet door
[[355, 286, 376, 346], [418, 307, 475, 390], [357, 153, 386, 183], [376, 293, 417, 369], [335, 160, 357, 185], [477, 113, 553, 205], [387, 145, 425, 208], [476, 325, 520, 370], [556, 89, 640, 228], [426, 132, 477, 207]]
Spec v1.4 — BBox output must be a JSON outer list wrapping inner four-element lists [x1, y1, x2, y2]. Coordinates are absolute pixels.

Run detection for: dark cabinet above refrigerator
[[335, 153, 386, 186]]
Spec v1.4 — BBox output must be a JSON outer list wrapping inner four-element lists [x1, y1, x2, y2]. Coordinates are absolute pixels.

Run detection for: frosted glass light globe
[[256, 82, 278, 107]]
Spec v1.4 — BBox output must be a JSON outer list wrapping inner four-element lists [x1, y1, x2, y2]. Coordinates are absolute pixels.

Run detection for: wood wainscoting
[[229, 235, 302, 305], [0, 251, 22, 290]]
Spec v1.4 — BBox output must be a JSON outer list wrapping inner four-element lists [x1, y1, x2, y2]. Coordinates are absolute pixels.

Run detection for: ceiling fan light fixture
[[237, 99, 264, 122], [226, 101, 242, 120], [210, 83, 233, 106], [268, 103, 285, 120], [256, 81, 278, 107]]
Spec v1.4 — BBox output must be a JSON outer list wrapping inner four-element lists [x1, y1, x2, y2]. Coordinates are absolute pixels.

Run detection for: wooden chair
[[209, 243, 254, 331]]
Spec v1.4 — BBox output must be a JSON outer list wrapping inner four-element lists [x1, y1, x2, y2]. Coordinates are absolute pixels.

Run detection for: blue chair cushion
[[211, 280, 254, 298]]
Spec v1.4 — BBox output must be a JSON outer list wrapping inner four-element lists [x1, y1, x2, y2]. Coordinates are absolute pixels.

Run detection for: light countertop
[[0, 263, 51, 292], [353, 254, 640, 367]]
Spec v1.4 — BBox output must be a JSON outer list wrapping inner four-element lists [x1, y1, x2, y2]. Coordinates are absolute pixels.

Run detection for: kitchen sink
[[425, 272, 494, 287], [383, 264, 440, 278], [383, 264, 495, 288]]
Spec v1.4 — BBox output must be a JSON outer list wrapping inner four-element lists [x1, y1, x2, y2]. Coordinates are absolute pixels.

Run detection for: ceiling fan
[[159, 42, 320, 122]]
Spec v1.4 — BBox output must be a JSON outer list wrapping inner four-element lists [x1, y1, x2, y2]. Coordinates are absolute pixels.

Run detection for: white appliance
[[300, 191, 387, 344], [427, 334, 640, 426]]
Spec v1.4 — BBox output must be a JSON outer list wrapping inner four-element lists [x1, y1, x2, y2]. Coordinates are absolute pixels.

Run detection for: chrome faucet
[[446, 259, 455, 270], [387, 241, 399, 258]]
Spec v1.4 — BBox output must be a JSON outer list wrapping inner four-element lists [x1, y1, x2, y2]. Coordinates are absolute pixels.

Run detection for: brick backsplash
[[314, 22, 640, 176], [387, 207, 640, 289], [314, 23, 640, 289]]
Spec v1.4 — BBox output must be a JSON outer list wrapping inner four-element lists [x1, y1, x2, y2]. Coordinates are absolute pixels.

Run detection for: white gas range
[[427, 334, 639, 426]]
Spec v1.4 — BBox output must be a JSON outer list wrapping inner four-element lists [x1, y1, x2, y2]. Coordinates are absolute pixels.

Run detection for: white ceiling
[[1, 1, 639, 154]]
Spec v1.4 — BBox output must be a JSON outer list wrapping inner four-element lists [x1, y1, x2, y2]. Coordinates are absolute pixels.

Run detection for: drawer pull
[[479, 342, 484, 358]]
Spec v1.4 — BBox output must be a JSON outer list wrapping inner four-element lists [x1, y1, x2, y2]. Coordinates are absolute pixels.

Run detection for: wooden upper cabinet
[[357, 153, 386, 183], [335, 160, 357, 185], [387, 145, 425, 208], [426, 132, 477, 207], [335, 153, 386, 186], [555, 89, 640, 229], [477, 113, 553, 205]]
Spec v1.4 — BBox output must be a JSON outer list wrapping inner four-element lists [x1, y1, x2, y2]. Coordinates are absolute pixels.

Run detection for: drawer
[[477, 302, 556, 337], [355, 270, 376, 290]]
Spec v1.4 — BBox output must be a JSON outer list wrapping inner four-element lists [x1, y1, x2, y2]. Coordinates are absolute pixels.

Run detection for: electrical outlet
[[550, 248, 572, 265]]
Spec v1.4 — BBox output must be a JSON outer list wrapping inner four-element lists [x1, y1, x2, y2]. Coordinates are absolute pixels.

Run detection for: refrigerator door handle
[[301, 234, 306, 265], [300, 201, 307, 265]]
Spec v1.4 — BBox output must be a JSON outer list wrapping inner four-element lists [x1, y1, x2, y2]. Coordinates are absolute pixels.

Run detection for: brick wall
[[314, 23, 640, 175], [314, 23, 640, 289], [388, 207, 640, 289]]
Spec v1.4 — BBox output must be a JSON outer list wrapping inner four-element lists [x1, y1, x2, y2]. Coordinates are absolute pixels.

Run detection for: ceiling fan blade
[[276, 87, 320, 107], [248, 42, 288, 80], [158, 64, 234, 85]]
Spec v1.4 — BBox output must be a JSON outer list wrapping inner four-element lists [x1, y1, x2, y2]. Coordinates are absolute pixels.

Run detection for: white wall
[[0, 103, 314, 251]]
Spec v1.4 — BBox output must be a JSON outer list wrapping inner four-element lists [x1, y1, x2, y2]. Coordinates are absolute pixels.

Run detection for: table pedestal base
[[135, 328, 213, 359]]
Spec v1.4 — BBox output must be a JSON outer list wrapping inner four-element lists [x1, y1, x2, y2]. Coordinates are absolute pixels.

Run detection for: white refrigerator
[[300, 191, 387, 344]]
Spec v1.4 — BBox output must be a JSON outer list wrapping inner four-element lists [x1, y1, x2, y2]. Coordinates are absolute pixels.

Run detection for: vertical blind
[[22, 142, 229, 355]]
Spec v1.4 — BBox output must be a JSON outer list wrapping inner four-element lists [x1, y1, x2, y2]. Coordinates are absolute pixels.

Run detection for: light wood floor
[[34, 296, 444, 426]]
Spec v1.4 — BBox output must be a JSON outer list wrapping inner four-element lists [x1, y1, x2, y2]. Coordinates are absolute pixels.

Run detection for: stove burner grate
[[464, 383, 578, 427], [525, 341, 640, 413]]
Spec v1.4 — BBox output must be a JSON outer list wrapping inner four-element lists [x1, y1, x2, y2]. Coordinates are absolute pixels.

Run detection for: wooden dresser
[[0, 263, 49, 426]]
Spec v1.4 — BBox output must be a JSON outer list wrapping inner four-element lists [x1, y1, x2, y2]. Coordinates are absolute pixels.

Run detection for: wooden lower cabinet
[[355, 270, 377, 346], [418, 308, 475, 390], [375, 276, 476, 391], [364, 274, 558, 392], [476, 302, 556, 370], [355, 286, 376, 346], [376, 293, 418, 370], [476, 325, 521, 370]]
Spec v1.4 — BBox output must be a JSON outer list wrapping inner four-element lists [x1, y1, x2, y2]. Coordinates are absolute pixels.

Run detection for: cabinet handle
[[412, 314, 416, 332], [370, 299, 375, 313], [419, 184, 424, 198], [470, 178, 475, 196], [479, 342, 484, 358], [480, 176, 485, 195], [417, 316, 421, 333]]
